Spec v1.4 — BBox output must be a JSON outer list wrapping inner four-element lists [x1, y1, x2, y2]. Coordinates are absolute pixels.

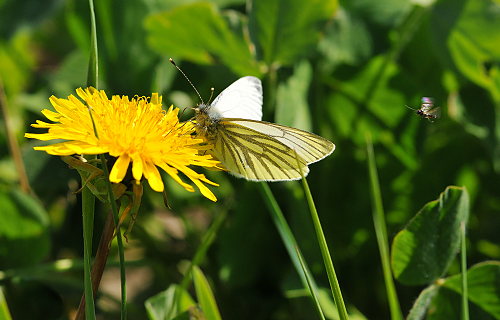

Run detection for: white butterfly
[[194, 76, 335, 181]]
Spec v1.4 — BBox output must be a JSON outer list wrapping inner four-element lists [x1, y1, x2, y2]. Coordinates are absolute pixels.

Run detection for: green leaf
[[427, 285, 496, 320], [391, 186, 470, 285], [145, 284, 196, 320], [432, 0, 500, 100], [145, 2, 260, 76], [275, 60, 312, 131], [192, 266, 222, 320], [249, 0, 338, 66], [406, 284, 440, 320], [0, 287, 13, 320], [0, 188, 50, 269], [0, 31, 37, 96], [442, 261, 500, 319], [318, 8, 372, 71]]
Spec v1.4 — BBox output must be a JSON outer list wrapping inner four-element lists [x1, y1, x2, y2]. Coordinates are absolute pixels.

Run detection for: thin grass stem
[[365, 134, 403, 320], [460, 222, 469, 320], [300, 178, 349, 320], [259, 183, 325, 320], [81, 0, 99, 318], [98, 154, 127, 320]]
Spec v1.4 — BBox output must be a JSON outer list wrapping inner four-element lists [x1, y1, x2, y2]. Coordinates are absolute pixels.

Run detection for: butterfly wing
[[210, 119, 334, 181], [212, 121, 308, 181], [208, 76, 263, 121], [226, 119, 335, 164]]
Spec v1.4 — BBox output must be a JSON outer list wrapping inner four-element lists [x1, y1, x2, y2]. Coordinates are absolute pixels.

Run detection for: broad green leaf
[[391, 186, 469, 285], [432, 0, 500, 100], [427, 285, 496, 320], [406, 284, 439, 320], [145, 2, 260, 76], [442, 261, 500, 319], [275, 60, 312, 131], [318, 8, 372, 71], [192, 266, 222, 320], [348, 0, 412, 27], [249, 0, 337, 66], [325, 55, 420, 169], [0, 188, 50, 269], [145, 284, 196, 320]]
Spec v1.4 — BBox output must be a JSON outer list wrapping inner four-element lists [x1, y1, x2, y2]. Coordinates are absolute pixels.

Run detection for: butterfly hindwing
[[212, 121, 310, 181]]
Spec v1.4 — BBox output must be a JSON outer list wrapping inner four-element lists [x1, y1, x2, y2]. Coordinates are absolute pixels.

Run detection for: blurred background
[[0, 0, 499, 319]]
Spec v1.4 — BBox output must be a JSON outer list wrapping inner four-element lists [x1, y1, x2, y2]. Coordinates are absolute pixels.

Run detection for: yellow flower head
[[25, 87, 220, 201]]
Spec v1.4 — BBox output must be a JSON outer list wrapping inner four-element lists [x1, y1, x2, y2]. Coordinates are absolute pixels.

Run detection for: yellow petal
[[143, 161, 164, 192], [192, 178, 217, 202], [132, 154, 143, 181], [109, 154, 130, 183]]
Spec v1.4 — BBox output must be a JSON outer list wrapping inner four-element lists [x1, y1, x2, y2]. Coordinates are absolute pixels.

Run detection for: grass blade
[[365, 134, 402, 320], [192, 266, 222, 320], [81, 0, 99, 318], [461, 221, 469, 320], [300, 177, 349, 320], [259, 183, 326, 320], [82, 186, 96, 320]]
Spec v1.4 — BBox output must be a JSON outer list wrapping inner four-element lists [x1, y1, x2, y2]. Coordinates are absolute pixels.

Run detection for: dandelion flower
[[25, 87, 220, 201]]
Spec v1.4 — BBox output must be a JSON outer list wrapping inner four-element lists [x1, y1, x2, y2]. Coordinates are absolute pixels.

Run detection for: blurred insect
[[407, 97, 441, 121], [170, 59, 335, 181]]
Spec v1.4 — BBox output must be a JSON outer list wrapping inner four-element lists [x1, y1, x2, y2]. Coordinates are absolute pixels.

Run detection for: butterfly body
[[194, 76, 334, 181]]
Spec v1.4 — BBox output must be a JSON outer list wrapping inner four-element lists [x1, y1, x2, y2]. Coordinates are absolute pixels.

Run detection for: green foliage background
[[0, 0, 499, 319]]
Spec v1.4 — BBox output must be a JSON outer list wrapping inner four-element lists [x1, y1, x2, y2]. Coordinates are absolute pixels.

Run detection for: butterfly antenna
[[207, 87, 215, 104], [169, 58, 205, 105]]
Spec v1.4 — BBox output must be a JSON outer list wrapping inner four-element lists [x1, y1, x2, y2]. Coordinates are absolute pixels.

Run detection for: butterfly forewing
[[208, 76, 263, 121], [213, 121, 311, 181]]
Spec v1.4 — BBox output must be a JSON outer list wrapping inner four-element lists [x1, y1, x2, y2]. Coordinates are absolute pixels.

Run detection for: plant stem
[[75, 212, 115, 320], [87, 0, 98, 89], [460, 222, 469, 320], [99, 154, 127, 320], [0, 79, 31, 194], [366, 134, 403, 320], [301, 178, 349, 320], [259, 183, 325, 320], [79, 0, 99, 318], [82, 186, 96, 320]]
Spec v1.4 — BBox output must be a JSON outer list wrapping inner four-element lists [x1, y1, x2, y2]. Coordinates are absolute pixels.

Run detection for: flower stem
[[300, 177, 349, 320], [365, 134, 402, 320]]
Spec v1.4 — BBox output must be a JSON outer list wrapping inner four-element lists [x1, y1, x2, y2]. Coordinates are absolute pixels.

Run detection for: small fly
[[407, 97, 441, 121]]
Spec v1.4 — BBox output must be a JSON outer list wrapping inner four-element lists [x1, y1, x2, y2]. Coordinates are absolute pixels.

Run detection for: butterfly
[[193, 76, 335, 181], [407, 97, 441, 121]]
